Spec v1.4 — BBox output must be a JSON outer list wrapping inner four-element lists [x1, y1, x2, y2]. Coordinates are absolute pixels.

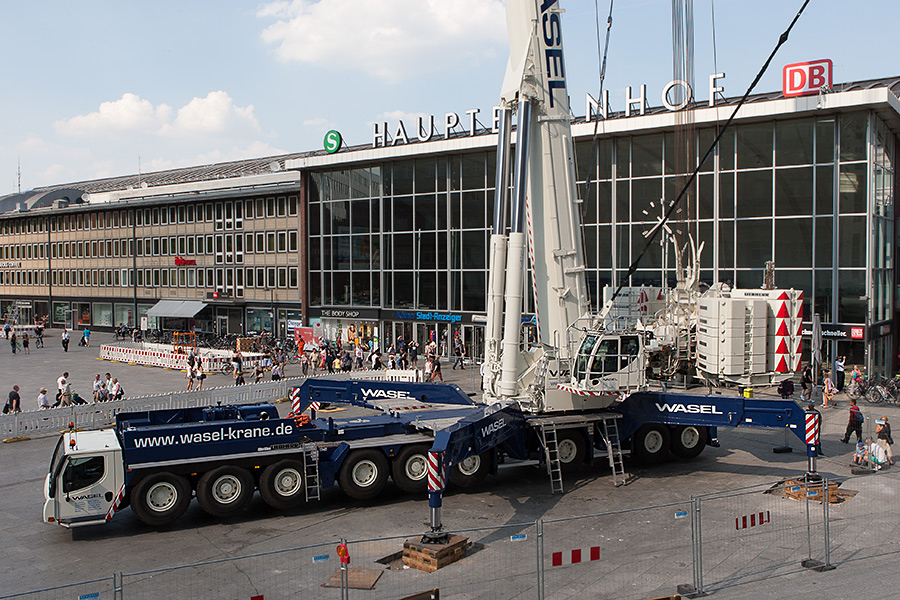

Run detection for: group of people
[[184, 350, 208, 391], [798, 356, 853, 409], [5, 371, 126, 412], [3, 322, 45, 354]]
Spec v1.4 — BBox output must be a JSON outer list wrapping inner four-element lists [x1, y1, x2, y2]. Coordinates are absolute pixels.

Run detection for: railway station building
[[0, 72, 898, 375]]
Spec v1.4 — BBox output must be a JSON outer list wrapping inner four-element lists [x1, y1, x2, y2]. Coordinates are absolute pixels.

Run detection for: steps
[[303, 443, 321, 502]]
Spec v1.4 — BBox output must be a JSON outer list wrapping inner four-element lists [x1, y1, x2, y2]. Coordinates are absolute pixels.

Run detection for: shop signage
[[783, 59, 832, 97], [394, 310, 462, 324], [324, 130, 343, 154], [0, 261, 21, 268], [14, 300, 32, 308], [801, 322, 867, 341], [311, 307, 380, 320], [372, 74, 728, 148], [174, 257, 196, 266]]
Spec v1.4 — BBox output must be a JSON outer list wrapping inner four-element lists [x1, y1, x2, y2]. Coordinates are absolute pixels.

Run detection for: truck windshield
[[48, 438, 66, 499], [49, 437, 64, 475]]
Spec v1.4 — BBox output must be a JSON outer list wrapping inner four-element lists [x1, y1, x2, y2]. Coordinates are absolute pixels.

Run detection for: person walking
[[34, 324, 44, 348], [61, 330, 70, 352], [253, 362, 264, 383], [5, 385, 21, 414], [431, 355, 444, 383], [56, 372, 69, 406], [800, 363, 813, 402], [111, 378, 124, 401], [876, 416, 894, 466], [823, 370, 837, 408], [452, 340, 465, 370], [195, 360, 206, 390], [21, 332, 29, 354], [834, 356, 846, 392], [271, 362, 283, 381], [92, 374, 102, 402], [3, 322, 9, 339], [9, 331, 16, 354], [840, 398, 864, 445], [82, 327, 91, 347], [37, 388, 50, 410]]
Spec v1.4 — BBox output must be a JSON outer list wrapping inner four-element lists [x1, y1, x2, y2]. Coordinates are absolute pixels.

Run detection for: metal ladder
[[303, 443, 321, 502], [600, 417, 626, 487], [538, 423, 565, 494]]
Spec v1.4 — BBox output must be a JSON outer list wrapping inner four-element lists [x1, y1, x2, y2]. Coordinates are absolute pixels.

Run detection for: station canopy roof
[[146, 300, 208, 318]]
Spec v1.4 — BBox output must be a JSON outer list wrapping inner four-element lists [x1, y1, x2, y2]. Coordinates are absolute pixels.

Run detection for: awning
[[147, 300, 208, 318]]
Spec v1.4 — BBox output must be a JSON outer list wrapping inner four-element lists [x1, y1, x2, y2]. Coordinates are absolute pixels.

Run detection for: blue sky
[[1, 0, 897, 192]]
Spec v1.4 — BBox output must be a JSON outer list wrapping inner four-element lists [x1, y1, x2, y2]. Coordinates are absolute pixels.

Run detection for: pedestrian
[[195, 360, 206, 390], [253, 362, 264, 383], [834, 356, 846, 392], [61, 329, 70, 352], [800, 363, 813, 402], [271, 362, 283, 381], [840, 397, 864, 445], [424, 356, 433, 380], [864, 438, 889, 470], [431, 355, 444, 383], [34, 324, 44, 348], [2, 322, 9, 338], [9, 331, 16, 354], [452, 340, 465, 370], [56, 372, 69, 406], [5, 385, 21, 414], [82, 327, 91, 347], [823, 370, 837, 408], [92, 374, 102, 402], [186, 363, 196, 391], [300, 352, 309, 377], [409, 340, 418, 368], [105, 372, 112, 389], [97, 383, 110, 402], [876, 416, 894, 466], [21, 332, 29, 354], [111, 378, 124, 400], [233, 363, 245, 385], [37, 387, 50, 410]]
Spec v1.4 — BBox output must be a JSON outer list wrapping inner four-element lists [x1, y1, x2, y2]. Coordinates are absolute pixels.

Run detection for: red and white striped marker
[[805, 412, 820, 445], [427, 451, 447, 492], [290, 387, 302, 414], [551, 546, 601, 567], [736, 511, 770, 530]]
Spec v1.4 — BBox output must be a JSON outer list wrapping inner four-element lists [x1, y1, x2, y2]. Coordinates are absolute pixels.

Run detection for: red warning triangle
[[796, 305, 803, 320], [775, 356, 788, 372], [796, 322, 803, 336], [776, 338, 789, 354], [795, 340, 803, 354], [776, 302, 790, 318], [777, 291, 789, 300], [776, 320, 790, 336]]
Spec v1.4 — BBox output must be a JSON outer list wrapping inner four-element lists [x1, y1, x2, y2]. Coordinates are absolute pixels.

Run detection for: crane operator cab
[[571, 331, 648, 395]]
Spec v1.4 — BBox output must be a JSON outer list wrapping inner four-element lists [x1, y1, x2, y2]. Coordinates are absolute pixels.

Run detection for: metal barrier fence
[[5, 470, 900, 599]]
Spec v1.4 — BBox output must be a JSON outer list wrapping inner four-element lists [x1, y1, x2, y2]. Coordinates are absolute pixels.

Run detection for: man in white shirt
[[866, 438, 888, 470], [56, 372, 71, 406]]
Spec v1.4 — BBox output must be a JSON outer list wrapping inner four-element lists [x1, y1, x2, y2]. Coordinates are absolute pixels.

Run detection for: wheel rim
[[212, 474, 243, 504], [679, 427, 701, 449], [351, 460, 379, 487], [644, 430, 665, 454], [274, 468, 302, 496], [146, 482, 178, 513], [457, 454, 481, 476], [558, 439, 578, 464], [404, 455, 428, 481]]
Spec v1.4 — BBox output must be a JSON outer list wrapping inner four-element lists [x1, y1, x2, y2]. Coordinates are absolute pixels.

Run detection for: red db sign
[[783, 59, 832, 97]]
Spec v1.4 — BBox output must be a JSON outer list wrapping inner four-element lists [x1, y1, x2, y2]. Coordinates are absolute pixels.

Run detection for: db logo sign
[[783, 59, 832, 97]]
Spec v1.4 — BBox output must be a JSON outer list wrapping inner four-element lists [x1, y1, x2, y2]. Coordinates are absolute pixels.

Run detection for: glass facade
[[308, 111, 895, 373]]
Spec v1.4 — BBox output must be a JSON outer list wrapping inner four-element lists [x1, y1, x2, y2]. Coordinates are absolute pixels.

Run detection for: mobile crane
[[42, 0, 819, 530]]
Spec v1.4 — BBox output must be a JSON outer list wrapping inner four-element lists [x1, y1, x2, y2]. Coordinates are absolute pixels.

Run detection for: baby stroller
[[777, 379, 795, 399]]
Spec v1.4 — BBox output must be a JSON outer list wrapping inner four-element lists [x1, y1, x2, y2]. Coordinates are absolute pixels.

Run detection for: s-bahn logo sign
[[783, 59, 832, 97]]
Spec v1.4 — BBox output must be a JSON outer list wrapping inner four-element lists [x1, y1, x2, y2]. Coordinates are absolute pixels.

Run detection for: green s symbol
[[324, 130, 343, 154]]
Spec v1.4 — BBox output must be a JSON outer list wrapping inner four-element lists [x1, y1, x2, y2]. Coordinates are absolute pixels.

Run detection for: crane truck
[[42, 0, 820, 530]]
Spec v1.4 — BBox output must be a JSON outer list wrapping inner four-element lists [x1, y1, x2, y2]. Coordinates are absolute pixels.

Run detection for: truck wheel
[[557, 430, 588, 472], [449, 451, 490, 488], [260, 460, 305, 510], [131, 472, 191, 527], [670, 426, 707, 459], [339, 449, 389, 500], [391, 445, 430, 494], [632, 424, 671, 463], [197, 466, 254, 517]]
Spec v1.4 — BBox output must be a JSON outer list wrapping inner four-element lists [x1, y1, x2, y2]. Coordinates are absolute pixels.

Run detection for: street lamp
[[860, 294, 869, 374]]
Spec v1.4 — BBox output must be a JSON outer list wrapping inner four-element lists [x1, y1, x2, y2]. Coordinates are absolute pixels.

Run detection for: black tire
[[632, 424, 672, 463], [391, 444, 430, 494], [339, 449, 389, 500], [259, 460, 305, 510], [130, 472, 191, 527], [669, 425, 707, 459], [196, 466, 254, 517], [556, 430, 588, 472], [449, 451, 491, 488]]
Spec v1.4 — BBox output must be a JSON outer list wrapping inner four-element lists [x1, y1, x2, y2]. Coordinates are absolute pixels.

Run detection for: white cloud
[[55, 93, 172, 137], [55, 91, 258, 140], [302, 117, 330, 127], [257, 0, 506, 82], [170, 91, 259, 135]]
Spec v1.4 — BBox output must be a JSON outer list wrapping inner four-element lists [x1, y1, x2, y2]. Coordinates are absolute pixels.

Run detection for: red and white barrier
[[735, 511, 771, 530], [805, 412, 820, 445], [427, 451, 447, 492], [99, 344, 265, 373], [551, 546, 601, 567]]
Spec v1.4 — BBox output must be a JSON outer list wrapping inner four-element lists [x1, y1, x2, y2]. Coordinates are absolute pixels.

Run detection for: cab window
[[63, 456, 105, 493], [590, 338, 619, 376]]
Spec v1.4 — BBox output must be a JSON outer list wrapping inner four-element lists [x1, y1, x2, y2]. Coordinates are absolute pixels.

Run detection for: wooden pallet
[[784, 479, 840, 503], [402, 535, 469, 573]]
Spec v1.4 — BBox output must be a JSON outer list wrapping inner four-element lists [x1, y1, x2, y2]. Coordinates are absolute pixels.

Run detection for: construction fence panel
[[541, 502, 694, 600], [826, 470, 900, 566], [342, 522, 538, 600], [696, 479, 825, 594], [0, 575, 116, 600], [120, 540, 339, 600]]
